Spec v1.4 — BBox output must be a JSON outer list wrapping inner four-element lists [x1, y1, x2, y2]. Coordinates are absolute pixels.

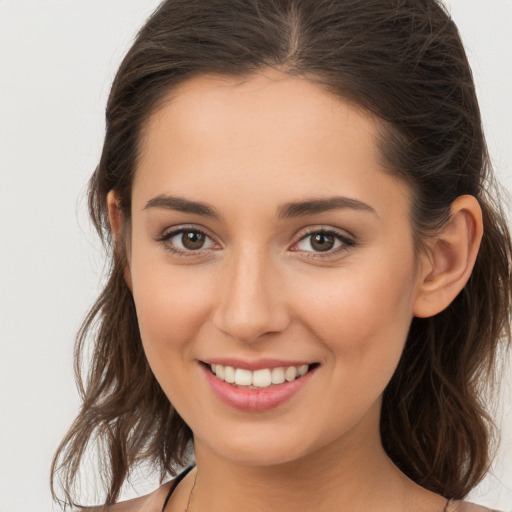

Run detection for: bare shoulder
[[82, 481, 172, 512], [448, 500, 504, 512]]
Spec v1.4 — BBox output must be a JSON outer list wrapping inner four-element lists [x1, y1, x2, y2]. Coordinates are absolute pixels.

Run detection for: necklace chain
[[185, 471, 197, 512], [181, 470, 451, 512]]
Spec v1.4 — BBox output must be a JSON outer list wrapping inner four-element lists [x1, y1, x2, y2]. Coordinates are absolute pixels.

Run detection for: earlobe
[[107, 190, 123, 239], [106, 190, 133, 292], [413, 195, 483, 318]]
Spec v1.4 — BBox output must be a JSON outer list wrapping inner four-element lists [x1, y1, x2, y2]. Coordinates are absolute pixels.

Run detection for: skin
[[107, 68, 483, 512]]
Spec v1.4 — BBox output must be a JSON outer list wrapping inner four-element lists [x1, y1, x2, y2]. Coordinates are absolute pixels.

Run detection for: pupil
[[312, 233, 334, 252], [182, 231, 205, 250]]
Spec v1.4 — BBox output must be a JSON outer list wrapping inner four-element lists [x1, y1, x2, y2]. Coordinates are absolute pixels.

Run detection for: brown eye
[[157, 227, 216, 255], [182, 230, 206, 250], [310, 233, 335, 252], [293, 229, 354, 255]]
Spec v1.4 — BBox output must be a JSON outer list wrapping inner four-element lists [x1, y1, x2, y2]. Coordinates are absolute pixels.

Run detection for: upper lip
[[202, 358, 316, 371]]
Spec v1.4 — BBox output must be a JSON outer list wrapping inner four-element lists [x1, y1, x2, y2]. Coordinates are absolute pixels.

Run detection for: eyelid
[[289, 226, 356, 256], [155, 224, 220, 256], [155, 224, 355, 258]]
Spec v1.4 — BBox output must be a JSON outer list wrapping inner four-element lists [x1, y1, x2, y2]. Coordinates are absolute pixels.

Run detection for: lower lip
[[201, 364, 317, 412]]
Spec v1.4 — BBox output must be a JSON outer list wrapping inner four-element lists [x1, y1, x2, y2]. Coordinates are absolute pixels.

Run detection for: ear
[[413, 195, 483, 318], [106, 190, 133, 292]]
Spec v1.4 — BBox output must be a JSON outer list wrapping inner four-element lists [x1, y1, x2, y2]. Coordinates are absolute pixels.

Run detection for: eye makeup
[[154, 224, 356, 259]]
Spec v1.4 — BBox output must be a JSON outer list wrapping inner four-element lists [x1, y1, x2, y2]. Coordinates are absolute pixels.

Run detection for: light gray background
[[0, 1, 511, 511]]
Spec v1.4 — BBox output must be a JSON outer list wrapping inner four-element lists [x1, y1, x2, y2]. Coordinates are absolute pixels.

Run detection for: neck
[[188, 407, 431, 512]]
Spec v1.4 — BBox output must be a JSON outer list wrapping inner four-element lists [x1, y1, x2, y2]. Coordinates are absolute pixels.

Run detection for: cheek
[[285, 265, 416, 438], [130, 256, 215, 363], [290, 258, 416, 378]]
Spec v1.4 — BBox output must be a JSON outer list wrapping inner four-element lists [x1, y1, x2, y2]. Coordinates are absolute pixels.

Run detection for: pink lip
[[200, 363, 317, 412], [204, 358, 313, 371]]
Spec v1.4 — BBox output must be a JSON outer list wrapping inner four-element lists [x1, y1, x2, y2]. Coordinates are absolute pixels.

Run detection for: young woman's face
[[126, 69, 426, 466]]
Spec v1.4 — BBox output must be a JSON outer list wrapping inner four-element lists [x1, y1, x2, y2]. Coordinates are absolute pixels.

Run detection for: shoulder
[[82, 481, 173, 512], [447, 500, 504, 512]]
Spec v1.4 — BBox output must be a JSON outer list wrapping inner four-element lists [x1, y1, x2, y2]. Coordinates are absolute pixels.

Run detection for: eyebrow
[[277, 196, 377, 218], [144, 194, 220, 218], [143, 194, 377, 219]]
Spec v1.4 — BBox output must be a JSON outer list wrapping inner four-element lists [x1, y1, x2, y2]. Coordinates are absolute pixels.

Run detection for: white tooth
[[224, 366, 235, 383], [234, 368, 253, 386], [297, 364, 308, 377], [215, 364, 225, 380], [271, 367, 285, 384], [252, 369, 272, 388], [285, 366, 297, 381]]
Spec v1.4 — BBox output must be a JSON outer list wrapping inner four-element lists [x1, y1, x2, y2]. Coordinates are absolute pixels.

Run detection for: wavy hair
[[51, 0, 512, 508]]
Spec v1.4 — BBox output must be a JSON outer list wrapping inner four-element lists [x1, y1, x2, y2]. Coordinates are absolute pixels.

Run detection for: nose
[[212, 248, 291, 344]]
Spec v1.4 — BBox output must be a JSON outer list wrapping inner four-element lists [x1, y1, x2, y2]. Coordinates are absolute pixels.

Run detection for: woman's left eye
[[292, 229, 354, 254], [156, 226, 353, 258], [156, 228, 216, 255]]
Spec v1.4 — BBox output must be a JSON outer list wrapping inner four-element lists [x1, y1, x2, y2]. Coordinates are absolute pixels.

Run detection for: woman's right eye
[[156, 228, 217, 256]]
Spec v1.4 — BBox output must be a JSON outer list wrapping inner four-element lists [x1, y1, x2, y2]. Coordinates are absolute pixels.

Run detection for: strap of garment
[[162, 483, 474, 512], [161, 465, 195, 512]]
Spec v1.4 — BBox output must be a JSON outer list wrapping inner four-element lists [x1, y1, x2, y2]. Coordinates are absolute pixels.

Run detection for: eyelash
[[155, 226, 355, 258], [292, 227, 356, 257], [155, 227, 216, 258]]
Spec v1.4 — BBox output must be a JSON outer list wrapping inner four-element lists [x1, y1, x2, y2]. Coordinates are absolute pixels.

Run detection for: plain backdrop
[[0, 1, 511, 511]]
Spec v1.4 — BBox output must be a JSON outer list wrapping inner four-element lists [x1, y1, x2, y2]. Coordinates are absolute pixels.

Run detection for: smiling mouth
[[203, 362, 319, 390]]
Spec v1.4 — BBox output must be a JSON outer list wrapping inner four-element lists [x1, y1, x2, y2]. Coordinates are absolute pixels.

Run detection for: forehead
[[133, 69, 410, 220], [138, 68, 377, 165], [150, 69, 361, 126]]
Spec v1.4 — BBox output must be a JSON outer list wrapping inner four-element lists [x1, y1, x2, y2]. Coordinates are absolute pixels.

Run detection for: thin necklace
[[185, 471, 197, 512], [182, 473, 450, 512]]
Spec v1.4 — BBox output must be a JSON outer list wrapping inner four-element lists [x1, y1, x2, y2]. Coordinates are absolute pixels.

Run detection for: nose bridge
[[213, 244, 289, 343]]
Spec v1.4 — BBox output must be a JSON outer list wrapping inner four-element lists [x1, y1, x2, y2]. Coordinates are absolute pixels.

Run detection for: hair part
[[52, 0, 512, 507]]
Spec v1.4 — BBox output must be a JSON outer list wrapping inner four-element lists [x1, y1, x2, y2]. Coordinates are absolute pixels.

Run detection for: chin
[[194, 417, 353, 469], [214, 443, 312, 467]]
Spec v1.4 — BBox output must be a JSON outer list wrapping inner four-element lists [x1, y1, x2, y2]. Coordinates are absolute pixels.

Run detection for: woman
[[51, 1, 511, 511]]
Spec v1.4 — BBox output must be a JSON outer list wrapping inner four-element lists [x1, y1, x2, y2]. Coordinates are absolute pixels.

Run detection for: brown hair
[[51, 0, 512, 508]]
